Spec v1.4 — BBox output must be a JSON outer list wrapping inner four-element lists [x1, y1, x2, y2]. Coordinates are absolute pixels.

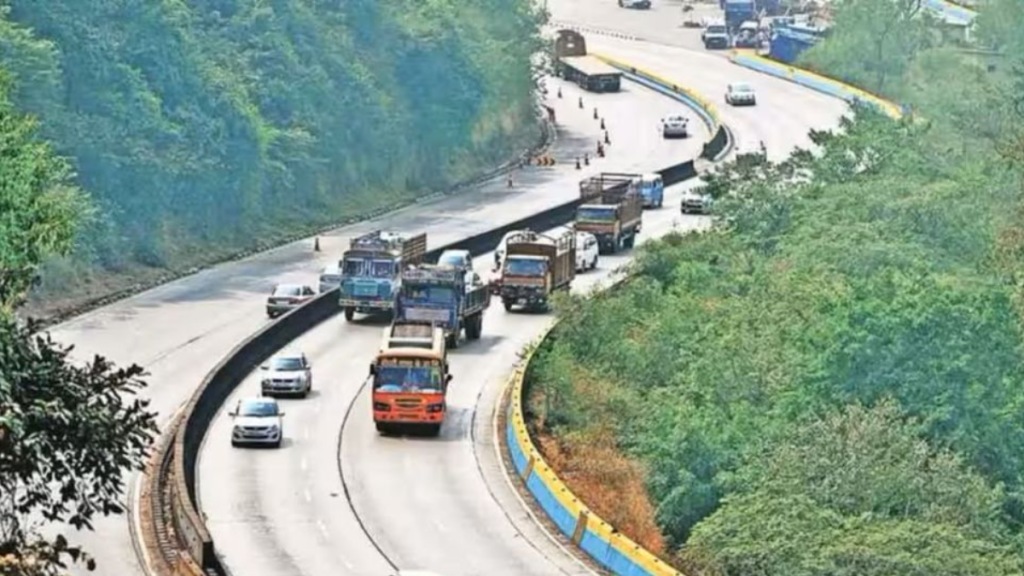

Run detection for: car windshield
[[707, 25, 727, 34], [371, 259, 395, 278], [402, 285, 455, 303], [373, 364, 443, 392], [577, 206, 617, 221], [238, 399, 278, 417], [438, 253, 466, 267], [504, 257, 547, 277], [732, 84, 753, 93], [273, 285, 301, 297], [271, 356, 304, 371]]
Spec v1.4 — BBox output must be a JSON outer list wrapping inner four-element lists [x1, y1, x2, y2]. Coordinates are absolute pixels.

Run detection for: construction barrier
[[532, 155, 557, 166]]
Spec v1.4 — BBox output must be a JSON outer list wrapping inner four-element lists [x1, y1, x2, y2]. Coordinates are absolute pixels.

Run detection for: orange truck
[[368, 320, 452, 436]]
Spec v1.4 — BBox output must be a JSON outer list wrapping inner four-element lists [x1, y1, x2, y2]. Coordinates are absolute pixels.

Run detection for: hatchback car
[[260, 352, 313, 397], [229, 397, 285, 448], [318, 262, 342, 293], [661, 115, 689, 138], [266, 283, 316, 318], [725, 82, 757, 106]]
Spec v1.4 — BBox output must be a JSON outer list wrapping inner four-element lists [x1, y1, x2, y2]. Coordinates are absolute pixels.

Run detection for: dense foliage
[[0, 68, 159, 573], [526, 1, 1024, 573], [0, 0, 543, 300]]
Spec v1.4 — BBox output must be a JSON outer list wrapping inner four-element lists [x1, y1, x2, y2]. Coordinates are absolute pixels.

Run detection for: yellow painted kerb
[[510, 327, 684, 576]]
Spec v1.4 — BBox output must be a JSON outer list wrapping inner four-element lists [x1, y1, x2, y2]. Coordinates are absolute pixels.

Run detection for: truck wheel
[[466, 314, 482, 340], [624, 235, 635, 249], [446, 332, 459, 349], [503, 298, 514, 312], [344, 307, 354, 321], [375, 422, 393, 435]]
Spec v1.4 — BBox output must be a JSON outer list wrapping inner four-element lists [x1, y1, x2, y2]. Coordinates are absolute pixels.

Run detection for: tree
[[0, 315, 159, 574], [0, 69, 89, 312]]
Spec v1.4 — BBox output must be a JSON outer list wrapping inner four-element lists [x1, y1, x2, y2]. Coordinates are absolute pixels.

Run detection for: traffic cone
[[597, 141, 605, 157], [584, 153, 590, 166], [604, 130, 610, 145], [593, 107, 598, 119], [578, 96, 583, 109], [507, 172, 513, 187], [600, 117, 605, 130], [575, 157, 581, 169], [557, 86, 562, 98], [314, 236, 321, 252]]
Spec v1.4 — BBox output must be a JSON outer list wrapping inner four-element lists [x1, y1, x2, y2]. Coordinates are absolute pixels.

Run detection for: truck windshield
[[402, 285, 455, 303], [374, 363, 443, 393], [504, 258, 547, 277], [342, 258, 364, 276], [707, 25, 727, 34], [370, 259, 395, 278], [577, 206, 617, 221]]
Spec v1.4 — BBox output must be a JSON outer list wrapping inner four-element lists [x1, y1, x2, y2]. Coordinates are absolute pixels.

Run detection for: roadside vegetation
[[0, 71, 160, 573], [0, 0, 544, 314], [525, 0, 1024, 573]]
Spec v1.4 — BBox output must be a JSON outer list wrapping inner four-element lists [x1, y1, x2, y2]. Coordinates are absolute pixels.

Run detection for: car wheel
[[591, 255, 598, 270], [273, 438, 282, 449]]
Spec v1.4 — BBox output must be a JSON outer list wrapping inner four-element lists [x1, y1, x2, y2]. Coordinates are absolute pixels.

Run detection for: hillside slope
[[0, 0, 543, 309]]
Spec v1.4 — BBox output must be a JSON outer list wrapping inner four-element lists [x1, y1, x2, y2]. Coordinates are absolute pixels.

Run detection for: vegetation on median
[[525, 1, 1024, 573], [0, 0, 545, 313]]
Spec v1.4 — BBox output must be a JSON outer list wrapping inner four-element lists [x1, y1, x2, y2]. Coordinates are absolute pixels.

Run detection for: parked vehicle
[[266, 283, 316, 318], [229, 397, 285, 448]]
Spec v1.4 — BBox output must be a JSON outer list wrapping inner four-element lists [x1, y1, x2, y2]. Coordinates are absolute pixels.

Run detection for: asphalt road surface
[[50, 1, 850, 573]]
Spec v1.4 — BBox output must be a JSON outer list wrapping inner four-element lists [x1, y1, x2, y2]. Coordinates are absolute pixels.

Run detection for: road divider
[[138, 58, 727, 576], [727, 50, 904, 120]]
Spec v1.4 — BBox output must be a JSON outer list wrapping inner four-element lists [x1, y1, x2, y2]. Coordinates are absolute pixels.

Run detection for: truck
[[394, 263, 490, 348], [552, 29, 622, 93], [338, 230, 427, 322], [498, 228, 576, 312], [576, 173, 644, 253], [723, 0, 756, 32], [368, 320, 452, 436]]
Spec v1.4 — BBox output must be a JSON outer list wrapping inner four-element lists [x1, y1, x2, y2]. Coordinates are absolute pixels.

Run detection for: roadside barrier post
[[593, 107, 598, 119], [314, 237, 320, 252], [575, 157, 581, 170], [578, 96, 583, 109]]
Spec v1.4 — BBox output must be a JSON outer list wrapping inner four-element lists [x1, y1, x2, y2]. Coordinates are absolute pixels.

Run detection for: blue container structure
[[768, 23, 828, 64]]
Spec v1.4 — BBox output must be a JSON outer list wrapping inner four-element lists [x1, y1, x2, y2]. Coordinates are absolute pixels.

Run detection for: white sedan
[[725, 82, 757, 106], [259, 351, 313, 398], [661, 115, 689, 138], [229, 397, 285, 448], [575, 232, 599, 272]]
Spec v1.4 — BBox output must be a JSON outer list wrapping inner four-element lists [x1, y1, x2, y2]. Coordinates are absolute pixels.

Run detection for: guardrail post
[[571, 510, 590, 545]]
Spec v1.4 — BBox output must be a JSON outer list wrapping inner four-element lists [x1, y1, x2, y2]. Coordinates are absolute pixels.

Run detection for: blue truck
[[339, 230, 428, 322], [723, 0, 756, 31], [394, 263, 491, 348]]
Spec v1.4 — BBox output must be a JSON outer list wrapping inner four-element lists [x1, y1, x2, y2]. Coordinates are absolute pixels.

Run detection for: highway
[[48, 3, 851, 575]]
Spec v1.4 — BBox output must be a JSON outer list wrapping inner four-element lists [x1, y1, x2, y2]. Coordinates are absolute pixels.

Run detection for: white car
[[575, 232, 599, 272], [229, 397, 285, 448], [725, 82, 757, 106], [661, 115, 689, 138], [318, 261, 342, 293], [437, 249, 472, 270], [259, 351, 313, 397], [618, 0, 651, 8], [680, 188, 712, 214]]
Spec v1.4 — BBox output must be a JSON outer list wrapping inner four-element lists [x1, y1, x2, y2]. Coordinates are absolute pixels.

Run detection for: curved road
[[199, 76, 708, 575], [50, 3, 849, 575]]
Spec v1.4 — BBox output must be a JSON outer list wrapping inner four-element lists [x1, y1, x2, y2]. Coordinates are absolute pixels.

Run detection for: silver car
[[725, 82, 757, 106], [318, 262, 342, 293], [661, 114, 689, 138], [680, 188, 712, 214], [230, 397, 285, 448], [260, 352, 313, 397], [266, 283, 316, 318]]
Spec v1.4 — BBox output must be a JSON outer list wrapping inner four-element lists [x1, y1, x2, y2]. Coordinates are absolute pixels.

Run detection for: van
[[639, 173, 664, 208]]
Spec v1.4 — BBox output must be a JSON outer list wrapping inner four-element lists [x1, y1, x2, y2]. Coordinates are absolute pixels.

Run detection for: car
[[680, 187, 712, 214], [733, 21, 761, 48], [259, 352, 313, 397], [437, 249, 472, 270], [725, 82, 757, 106], [618, 0, 651, 8], [318, 261, 342, 293], [575, 232, 600, 272], [701, 20, 730, 49], [661, 114, 689, 138], [266, 283, 316, 318], [229, 397, 285, 448]]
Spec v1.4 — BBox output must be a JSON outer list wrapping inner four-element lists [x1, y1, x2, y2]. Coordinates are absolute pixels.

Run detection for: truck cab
[[702, 19, 731, 49], [369, 321, 452, 436], [638, 173, 664, 208], [338, 230, 427, 322], [395, 264, 489, 348]]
